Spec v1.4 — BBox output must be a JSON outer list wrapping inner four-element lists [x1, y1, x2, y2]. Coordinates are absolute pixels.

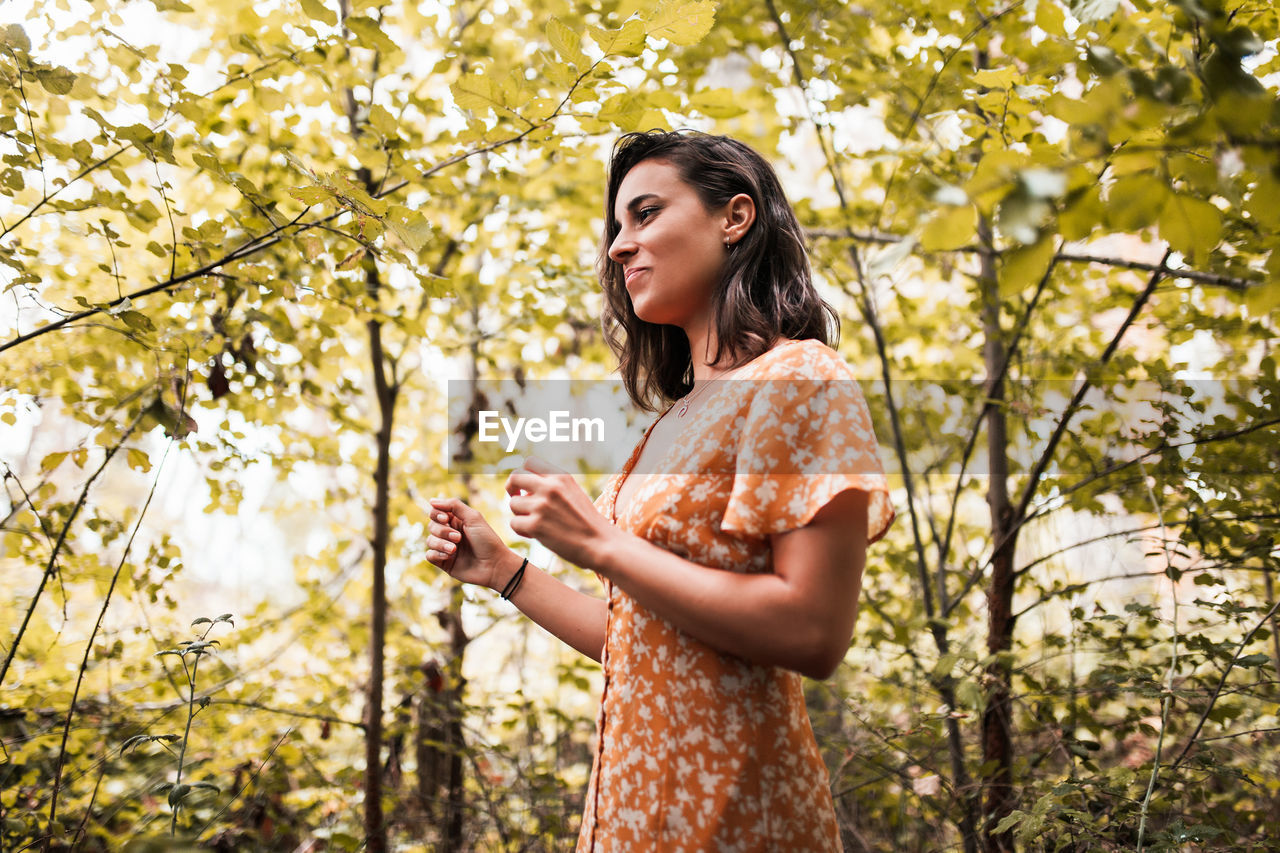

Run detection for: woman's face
[[607, 159, 730, 330]]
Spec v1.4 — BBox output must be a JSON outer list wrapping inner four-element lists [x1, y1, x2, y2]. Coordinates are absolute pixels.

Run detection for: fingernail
[[444, 542, 456, 552]]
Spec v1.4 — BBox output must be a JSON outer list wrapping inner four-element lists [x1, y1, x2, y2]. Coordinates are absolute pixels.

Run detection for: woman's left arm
[[507, 459, 869, 679]]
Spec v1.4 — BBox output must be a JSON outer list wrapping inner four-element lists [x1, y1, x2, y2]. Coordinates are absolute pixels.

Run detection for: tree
[[3, 0, 1278, 849]]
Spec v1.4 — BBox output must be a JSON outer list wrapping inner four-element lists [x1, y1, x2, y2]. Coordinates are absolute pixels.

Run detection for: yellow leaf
[[1107, 174, 1169, 232], [126, 448, 152, 472], [388, 205, 431, 253], [548, 17, 584, 63], [1158, 194, 1221, 263], [590, 20, 646, 56], [921, 205, 977, 251], [645, 0, 716, 47], [972, 66, 1019, 89], [336, 248, 366, 271], [999, 236, 1056, 299], [691, 88, 746, 119], [345, 16, 397, 55], [41, 451, 68, 474], [299, 0, 336, 26], [1035, 0, 1067, 35], [599, 91, 648, 130], [300, 235, 325, 261], [452, 74, 502, 115], [1245, 280, 1279, 318], [290, 186, 332, 205]]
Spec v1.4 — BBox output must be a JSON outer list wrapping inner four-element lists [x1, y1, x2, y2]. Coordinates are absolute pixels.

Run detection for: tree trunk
[[978, 218, 1017, 853], [363, 248, 397, 853]]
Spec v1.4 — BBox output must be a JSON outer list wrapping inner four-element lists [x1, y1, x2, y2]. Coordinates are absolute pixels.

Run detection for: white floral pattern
[[577, 339, 894, 852]]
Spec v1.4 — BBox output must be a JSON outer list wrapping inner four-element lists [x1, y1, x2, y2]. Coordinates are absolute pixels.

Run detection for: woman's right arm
[[426, 497, 608, 662]]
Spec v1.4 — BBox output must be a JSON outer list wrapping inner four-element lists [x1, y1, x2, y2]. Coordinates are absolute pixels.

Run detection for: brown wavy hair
[[599, 130, 838, 412]]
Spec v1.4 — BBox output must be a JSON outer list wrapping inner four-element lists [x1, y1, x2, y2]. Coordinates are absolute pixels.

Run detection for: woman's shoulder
[[741, 337, 853, 381]]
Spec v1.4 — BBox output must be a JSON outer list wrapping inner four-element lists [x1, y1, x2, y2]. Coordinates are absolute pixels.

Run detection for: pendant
[[677, 402, 689, 417]]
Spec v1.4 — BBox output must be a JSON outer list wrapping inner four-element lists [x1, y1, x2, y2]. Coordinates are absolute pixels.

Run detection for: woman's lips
[[624, 266, 647, 285]]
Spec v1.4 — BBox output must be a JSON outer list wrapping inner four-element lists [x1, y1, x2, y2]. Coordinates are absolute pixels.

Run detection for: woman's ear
[[723, 193, 756, 244]]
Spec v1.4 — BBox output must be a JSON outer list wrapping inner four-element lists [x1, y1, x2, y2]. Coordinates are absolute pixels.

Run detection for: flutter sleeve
[[721, 354, 895, 543]]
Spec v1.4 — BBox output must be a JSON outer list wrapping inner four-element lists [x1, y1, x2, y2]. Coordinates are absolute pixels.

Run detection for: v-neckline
[[607, 339, 805, 523], [610, 404, 674, 524]]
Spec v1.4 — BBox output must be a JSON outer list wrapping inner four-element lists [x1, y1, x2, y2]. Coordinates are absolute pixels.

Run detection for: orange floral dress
[[576, 339, 895, 852]]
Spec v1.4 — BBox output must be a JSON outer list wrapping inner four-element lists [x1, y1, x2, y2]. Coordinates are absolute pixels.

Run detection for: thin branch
[[1167, 599, 1280, 774], [763, 0, 849, 206], [195, 728, 294, 839], [1134, 458, 1179, 853], [1000, 250, 1172, 557], [207, 699, 364, 730], [7, 46, 47, 200], [0, 147, 129, 241], [0, 416, 143, 689], [871, 2, 1025, 232], [806, 229, 1259, 291], [46, 427, 177, 844], [152, 156, 179, 284], [938, 250, 1059, 615]]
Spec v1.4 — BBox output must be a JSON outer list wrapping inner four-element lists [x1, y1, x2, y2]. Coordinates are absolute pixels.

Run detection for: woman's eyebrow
[[616, 192, 660, 223]]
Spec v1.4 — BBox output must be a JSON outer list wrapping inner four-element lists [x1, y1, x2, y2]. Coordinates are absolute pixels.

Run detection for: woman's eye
[[638, 207, 659, 222]]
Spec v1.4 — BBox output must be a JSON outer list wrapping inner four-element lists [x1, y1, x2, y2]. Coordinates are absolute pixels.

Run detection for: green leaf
[[645, 0, 716, 47], [1085, 45, 1124, 76], [300, 0, 337, 26], [1218, 26, 1264, 59], [921, 205, 976, 251], [168, 783, 191, 807], [1236, 653, 1271, 668], [192, 617, 213, 626], [1158, 194, 1221, 262]]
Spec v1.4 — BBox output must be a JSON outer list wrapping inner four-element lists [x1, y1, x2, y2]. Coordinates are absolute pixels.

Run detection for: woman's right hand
[[426, 497, 510, 591]]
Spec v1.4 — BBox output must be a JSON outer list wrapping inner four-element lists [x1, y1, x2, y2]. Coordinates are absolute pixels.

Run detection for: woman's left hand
[[505, 456, 618, 569]]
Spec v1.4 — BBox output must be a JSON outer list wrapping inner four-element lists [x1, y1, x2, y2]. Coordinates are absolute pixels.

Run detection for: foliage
[[2, 0, 1278, 850]]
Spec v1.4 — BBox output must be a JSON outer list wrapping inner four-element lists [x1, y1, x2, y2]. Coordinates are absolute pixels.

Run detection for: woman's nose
[[608, 231, 635, 264]]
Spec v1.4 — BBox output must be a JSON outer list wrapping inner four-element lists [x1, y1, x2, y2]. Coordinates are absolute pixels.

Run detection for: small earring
[[725, 240, 734, 251]]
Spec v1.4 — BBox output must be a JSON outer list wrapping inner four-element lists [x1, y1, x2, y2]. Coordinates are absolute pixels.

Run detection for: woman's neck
[[685, 322, 726, 382]]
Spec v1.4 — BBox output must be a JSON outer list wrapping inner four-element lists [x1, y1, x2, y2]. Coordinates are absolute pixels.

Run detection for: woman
[[426, 130, 894, 851]]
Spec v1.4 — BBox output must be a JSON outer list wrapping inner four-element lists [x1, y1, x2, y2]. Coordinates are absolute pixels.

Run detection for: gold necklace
[[674, 364, 742, 418], [675, 379, 714, 418]]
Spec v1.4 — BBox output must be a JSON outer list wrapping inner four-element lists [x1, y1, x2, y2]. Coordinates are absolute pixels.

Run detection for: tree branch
[[0, 416, 143, 689]]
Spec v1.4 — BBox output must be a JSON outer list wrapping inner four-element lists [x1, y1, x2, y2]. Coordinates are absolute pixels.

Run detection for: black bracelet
[[499, 557, 528, 601]]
